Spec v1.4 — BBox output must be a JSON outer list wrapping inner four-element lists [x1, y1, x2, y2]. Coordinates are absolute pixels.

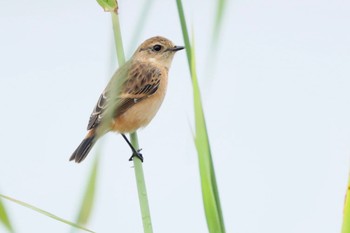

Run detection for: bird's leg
[[121, 134, 143, 162]]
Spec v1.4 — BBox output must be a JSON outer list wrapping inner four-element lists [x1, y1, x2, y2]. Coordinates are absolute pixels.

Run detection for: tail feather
[[70, 131, 96, 163]]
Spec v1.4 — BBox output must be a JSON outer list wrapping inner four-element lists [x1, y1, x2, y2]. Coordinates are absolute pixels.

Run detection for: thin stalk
[[341, 171, 350, 233], [111, 11, 153, 233], [111, 12, 126, 66]]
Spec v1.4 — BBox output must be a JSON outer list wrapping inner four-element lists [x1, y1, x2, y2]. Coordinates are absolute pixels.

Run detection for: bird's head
[[133, 36, 184, 69]]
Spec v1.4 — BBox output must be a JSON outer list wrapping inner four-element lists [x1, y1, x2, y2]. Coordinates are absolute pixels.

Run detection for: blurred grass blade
[[0, 196, 14, 233], [342, 172, 350, 233], [96, 0, 118, 12], [74, 156, 99, 227], [212, 0, 227, 44], [206, 0, 227, 84], [175, 1, 226, 232], [127, 0, 155, 56], [0, 194, 95, 233]]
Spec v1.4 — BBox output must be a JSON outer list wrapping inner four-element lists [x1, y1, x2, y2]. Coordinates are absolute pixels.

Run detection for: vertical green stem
[[111, 12, 125, 66], [130, 131, 153, 233], [342, 172, 350, 233], [111, 11, 153, 233]]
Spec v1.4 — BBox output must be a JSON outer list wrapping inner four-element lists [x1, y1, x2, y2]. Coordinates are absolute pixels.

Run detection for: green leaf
[[0, 197, 14, 233], [191, 36, 226, 233], [175, 1, 226, 232], [0, 194, 95, 233], [96, 0, 118, 12], [74, 156, 99, 226], [342, 172, 350, 233]]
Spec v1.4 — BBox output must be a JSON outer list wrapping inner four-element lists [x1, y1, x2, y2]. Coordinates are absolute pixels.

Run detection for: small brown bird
[[70, 36, 184, 163]]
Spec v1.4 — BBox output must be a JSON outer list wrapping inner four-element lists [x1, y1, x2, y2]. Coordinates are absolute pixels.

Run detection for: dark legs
[[121, 134, 143, 162]]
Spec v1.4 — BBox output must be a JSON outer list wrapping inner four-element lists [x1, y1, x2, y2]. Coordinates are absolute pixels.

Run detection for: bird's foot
[[129, 149, 143, 162]]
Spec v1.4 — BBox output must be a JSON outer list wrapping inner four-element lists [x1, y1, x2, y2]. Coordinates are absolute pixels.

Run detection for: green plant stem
[[342, 172, 350, 233], [111, 12, 125, 66], [111, 11, 153, 233]]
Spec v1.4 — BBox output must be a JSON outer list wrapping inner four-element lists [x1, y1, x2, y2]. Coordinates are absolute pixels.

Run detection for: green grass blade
[[342, 172, 350, 233], [191, 37, 226, 233], [74, 156, 99, 227], [205, 0, 227, 84], [175, 0, 192, 72], [176, 1, 226, 232], [212, 0, 227, 44], [127, 0, 155, 56], [0, 194, 95, 233], [0, 196, 14, 233]]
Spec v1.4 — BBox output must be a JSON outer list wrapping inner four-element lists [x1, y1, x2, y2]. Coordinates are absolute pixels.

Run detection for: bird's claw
[[129, 149, 143, 162]]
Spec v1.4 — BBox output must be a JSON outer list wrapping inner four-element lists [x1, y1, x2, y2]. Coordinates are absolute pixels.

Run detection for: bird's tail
[[69, 130, 96, 163]]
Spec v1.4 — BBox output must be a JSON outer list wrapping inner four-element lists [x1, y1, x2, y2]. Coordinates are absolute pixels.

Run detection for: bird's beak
[[167, 46, 185, 52]]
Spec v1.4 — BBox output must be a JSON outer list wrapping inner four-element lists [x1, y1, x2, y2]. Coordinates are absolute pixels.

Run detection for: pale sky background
[[0, 0, 350, 233]]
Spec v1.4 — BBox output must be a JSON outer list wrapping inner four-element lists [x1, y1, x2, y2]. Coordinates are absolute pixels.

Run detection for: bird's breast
[[112, 76, 168, 133]]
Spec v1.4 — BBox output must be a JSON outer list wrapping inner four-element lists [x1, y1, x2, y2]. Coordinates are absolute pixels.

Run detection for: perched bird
[[70, 36, 184, 163]]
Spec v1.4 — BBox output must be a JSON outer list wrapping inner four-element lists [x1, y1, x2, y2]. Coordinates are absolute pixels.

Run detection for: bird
[[69, 36, 184, 163]]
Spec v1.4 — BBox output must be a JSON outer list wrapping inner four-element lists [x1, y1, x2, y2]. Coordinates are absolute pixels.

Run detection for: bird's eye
[[152, 44, 162, 52]]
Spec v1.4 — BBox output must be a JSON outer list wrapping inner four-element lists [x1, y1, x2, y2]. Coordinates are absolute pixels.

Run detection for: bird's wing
[[87, 62, 162, 130], [87, 61, 130, 130], [87, 89, 108, 130], [114, 63, 162, 118]]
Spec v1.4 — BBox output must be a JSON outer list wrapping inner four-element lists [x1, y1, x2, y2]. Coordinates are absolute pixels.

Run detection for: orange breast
[[111, 77, 168, 133]]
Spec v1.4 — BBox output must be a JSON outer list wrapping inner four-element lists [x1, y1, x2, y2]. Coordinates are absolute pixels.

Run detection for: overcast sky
[[0, 0, 350, 233]]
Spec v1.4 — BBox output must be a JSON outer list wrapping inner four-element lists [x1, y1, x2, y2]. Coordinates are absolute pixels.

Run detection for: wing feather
[[86, 62, 162, 130]]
